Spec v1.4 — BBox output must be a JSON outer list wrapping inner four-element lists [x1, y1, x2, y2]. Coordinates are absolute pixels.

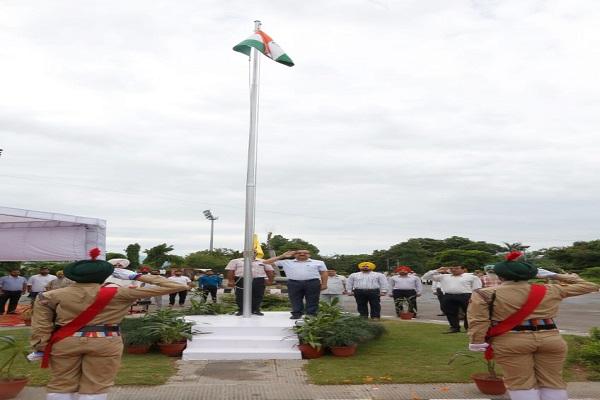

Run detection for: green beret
[[64, 259, 114, 283], [493, 252, 537, 281]]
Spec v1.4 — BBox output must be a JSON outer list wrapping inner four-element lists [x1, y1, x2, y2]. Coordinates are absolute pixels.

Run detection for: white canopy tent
[[0, 206, 106, 261]]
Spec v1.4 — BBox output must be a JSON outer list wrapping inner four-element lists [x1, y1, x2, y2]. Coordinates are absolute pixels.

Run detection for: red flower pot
[[125, 344, 151, 354], [471, 373, 506, 395], [330, 344, 357, 357], [0, 378, 29, 400], [297, 344, 324, 359], [399, 312, 414, 320], [158, 341, 187, 357]]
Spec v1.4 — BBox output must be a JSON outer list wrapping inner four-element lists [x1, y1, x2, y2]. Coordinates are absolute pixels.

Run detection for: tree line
[[2, 236, 600, 282]]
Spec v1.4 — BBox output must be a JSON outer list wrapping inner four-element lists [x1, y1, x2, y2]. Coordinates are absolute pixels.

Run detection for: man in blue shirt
[[0, 268, 27, 314], [199, 270, 222, 303], [265, 250, 328, 319]]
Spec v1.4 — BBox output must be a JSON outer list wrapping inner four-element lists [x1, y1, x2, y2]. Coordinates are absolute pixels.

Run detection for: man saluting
[[29, 249, 189, 400]]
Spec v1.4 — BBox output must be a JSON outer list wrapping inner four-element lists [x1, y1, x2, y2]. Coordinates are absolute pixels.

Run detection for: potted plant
[[292, 317, 325, 359], [322, 326, 359, 357], [141, 319, 195, 357], [123, 329, 157, 354], [0, 336, 29, 400], [393, 296, 415, 319], [448, 351, 506, 395]]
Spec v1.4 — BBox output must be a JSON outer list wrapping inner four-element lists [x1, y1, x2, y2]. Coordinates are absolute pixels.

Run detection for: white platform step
[[187, 335, 297, 350], [182, 347, 301, 360], [182, 312, 301, 360]]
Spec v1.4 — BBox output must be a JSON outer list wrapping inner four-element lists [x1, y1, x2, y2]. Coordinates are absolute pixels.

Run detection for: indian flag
[[233, 30, 294, 67]]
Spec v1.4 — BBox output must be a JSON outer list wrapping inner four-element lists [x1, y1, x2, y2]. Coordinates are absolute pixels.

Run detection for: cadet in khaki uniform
[[467, 253, 599, 400], [30, 251, 188, 400]]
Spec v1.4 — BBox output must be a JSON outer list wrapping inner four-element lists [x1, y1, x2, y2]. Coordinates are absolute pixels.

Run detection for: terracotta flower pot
[[297, 343, 324, 359], [0, 378, 29, 400], [125, 344, 151, 354], [158, 341, 187, 357], [399, 312, 414, 320], [471, 373, 506, 395], [330, 344, 357, 357], [23, 320, 32, 326]]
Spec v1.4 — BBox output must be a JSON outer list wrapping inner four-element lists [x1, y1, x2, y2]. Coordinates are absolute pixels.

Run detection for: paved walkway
[[16, 360, 600, 399]]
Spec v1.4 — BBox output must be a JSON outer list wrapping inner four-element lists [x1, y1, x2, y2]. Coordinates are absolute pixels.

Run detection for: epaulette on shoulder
[[473, 288, 496, 304]]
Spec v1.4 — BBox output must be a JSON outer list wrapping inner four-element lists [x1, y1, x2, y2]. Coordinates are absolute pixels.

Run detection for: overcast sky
[[1, 0, 599, 256]]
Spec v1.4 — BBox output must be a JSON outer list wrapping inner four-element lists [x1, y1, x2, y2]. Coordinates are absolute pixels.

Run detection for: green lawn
[[0, 328, 177, 386], [305, 321, 595, 385]]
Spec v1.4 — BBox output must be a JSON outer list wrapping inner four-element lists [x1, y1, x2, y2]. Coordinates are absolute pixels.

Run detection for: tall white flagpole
[[242, 20, 262, 318]]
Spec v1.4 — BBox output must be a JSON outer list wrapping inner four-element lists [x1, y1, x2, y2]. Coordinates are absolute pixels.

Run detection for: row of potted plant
[[292, 299, 386, 358]]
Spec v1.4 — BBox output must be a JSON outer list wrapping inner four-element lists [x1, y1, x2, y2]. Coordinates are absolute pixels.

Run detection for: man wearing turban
[[467, 252, 599, 400], [29, 249, 189, 400], [346, 262, 389, 320]]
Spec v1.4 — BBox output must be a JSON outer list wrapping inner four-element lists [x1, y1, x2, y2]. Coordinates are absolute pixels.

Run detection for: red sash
[[41, 286, 118, 368], [484, 284, 547, 360]]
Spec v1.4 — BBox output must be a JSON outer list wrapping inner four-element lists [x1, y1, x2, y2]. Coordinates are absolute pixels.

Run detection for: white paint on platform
[[182, 311, 302, 360]]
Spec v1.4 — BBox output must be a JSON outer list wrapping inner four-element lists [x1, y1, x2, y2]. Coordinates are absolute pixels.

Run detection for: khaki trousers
[[47, 336, 123, 394], [492, 330, 567, 390]]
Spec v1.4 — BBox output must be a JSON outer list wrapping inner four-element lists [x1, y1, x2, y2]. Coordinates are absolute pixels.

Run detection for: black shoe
[[252, 311, 264, 316], [235, 311, 243, 316], [443, 329, 460, 334], [437, 313, 446, 316], [290, 315, 302, 320], [6, 312, 17, 315]]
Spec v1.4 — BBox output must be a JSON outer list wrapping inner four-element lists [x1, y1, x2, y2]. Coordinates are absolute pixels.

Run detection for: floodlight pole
[[242, 20, 262, 318]]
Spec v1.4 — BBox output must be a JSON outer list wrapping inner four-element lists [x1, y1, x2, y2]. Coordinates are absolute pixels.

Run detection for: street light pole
[[203, 210, 218, 252]]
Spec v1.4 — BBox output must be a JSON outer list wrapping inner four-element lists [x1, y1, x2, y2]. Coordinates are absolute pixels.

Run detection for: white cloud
[[1, 0, 600, 256]]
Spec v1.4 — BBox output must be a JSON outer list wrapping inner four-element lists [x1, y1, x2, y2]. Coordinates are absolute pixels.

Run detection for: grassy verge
[[305, 321, 596, 385], [0, 328, 177, 386]]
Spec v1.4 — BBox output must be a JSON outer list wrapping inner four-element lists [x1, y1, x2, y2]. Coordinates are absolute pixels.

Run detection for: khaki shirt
[[45, 277, 74, 291], [31, 275, 187, 351], [467, 274, 599, 343]]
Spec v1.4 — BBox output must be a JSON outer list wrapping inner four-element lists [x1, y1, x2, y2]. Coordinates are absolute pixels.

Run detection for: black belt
[[354, 288, 381, 291], [512, 324, 557, 331], [288, 279, 319, 282], [56, 324, 120, 333]]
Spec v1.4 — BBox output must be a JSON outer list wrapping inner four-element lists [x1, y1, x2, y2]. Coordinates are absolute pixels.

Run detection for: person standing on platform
[[389, 266, 422, 317], [467, 252, 600, 400], [45, 271, 73, 291], [28, 267, 57, 302], [0, 268, 27, 314], [168, 269, 192, 307], [423, 265, 482, 333], [319, 269, 347, 304], [346, 262, 388, 320], [104, 259, 138, 288], [225, 255, 275, 316], [29, 248, 189, 400], [264, 250, 328, 319]]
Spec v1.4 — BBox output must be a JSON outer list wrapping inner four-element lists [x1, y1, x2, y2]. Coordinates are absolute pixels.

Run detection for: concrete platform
[[182, 311, 301, 360]]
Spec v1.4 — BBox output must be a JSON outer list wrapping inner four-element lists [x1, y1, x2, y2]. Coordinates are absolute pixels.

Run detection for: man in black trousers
[[264, 250, 328, 319], [225, 254, 275, 316]]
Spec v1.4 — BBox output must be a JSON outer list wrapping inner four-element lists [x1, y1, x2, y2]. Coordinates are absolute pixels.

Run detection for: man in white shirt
[[27, 267, 56, 302], [225, 256, 275, 316], [320, 269, 347, 304], [346, 262, 389, 320], [264, 250, 328, 319], [422, 265, 482, 333], [167, 269, 193, 306], [388, 266, 422, 317]]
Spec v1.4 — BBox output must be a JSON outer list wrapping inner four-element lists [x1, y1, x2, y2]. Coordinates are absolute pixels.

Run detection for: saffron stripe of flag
[[233, 30, 294, 67]]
